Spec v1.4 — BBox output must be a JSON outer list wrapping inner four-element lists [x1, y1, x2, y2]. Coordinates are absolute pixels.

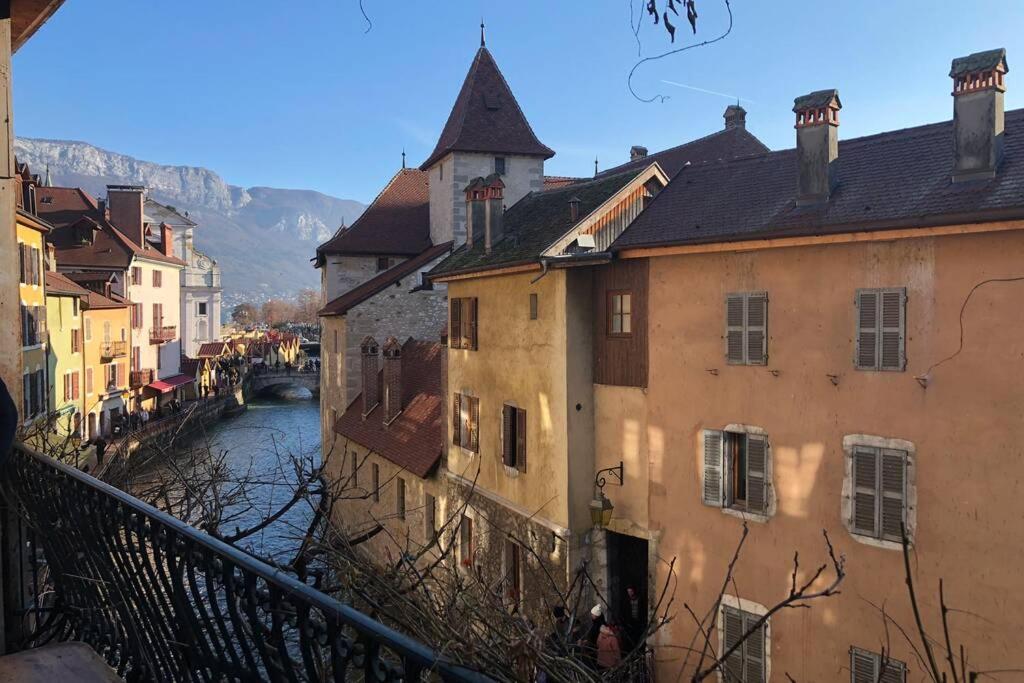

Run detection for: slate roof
[[316, 169, 430, 257], [420, 47, 554, 170], [613, 108, 1024, 250], [598, 126, 769, 179], [333, 339, 444, 479], [319, 241, 453, 317], [144, 198, 196, 227], [543, 176, 585, 190], [429, 170, 639, 278]]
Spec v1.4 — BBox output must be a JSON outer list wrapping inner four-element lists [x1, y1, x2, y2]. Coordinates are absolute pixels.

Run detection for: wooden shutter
[[63, 374, 69, 402], [450, 298, 462, 349], [452, 393, 461, 445], [880, 449, 906, 541], [852, 447, 878, 536], [746, 434, 768, 514], [18, 243, 25, 283], [117, 363, 125, 388], [726, 294, 745, 364], [72, 372, 80, 400], [467, 298, 478, 350], [855, 290, 879, 369], [722, 606, 745, 681], [501, 405, 513, 466], [469, 397, 480, 452], [879, 658, 906, 683], [880, 289, 906, 371], [516, 407, 527, 472], [702, 430, 724, 506], [86, 368, 93, 395], [746, 292, 768, 365], [743, 611, 766, 683], [850, 648, 877, 683]]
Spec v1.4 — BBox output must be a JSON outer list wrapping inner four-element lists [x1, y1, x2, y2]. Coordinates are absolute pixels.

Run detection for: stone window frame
[[841, 434, 917, 551], [701, 423, 776, 523], [716, 594, 771, 683]]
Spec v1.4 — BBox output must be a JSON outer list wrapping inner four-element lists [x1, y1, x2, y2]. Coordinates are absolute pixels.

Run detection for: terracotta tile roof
[[44, 270, 90, 296], [429, 170, 639, 278], [543, 175, 585, 190], [35, 187, 99, 228], [318, 241, 453, 317], [613, 108, 1024, 250], [197, 341, 233, 358], [333, 339, 444, 479], [420, 47, 554, 170], [180, 357, 204, 377], [317, 169, 430, 257], [598, 126, 769, 180]]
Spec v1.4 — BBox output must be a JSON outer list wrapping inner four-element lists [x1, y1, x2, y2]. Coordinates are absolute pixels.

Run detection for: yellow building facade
[[81, 291, 131, 440], [45, 271, 85, 440], [17, 209, 49, 428]]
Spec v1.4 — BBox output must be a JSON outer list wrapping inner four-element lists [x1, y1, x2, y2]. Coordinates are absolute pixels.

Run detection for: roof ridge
[[600, 126, 770, 177]]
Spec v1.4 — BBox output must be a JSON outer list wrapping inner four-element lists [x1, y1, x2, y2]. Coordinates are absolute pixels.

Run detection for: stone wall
[[324, 254, 407, 303]]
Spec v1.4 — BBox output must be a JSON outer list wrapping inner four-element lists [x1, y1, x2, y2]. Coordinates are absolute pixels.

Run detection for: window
[[131, 267, 142, 286], [22, 370, 45, 419], [350, 451, 359, 487], [105, 364, 117, 390], [157, 349, 162, 371], [71, 328, 81, 353], [131, 303, 142, 330], [608, 291, 632, 336], [84, 317, 92, 342], [376, 256, 390, 272], [85, 368, 93, 395], [372, 463, 380, 502], [72, 298, 79, 317], [855, 288, 906, 371], [424, 493, 436, 540], [333, 330, 339, 354], [726, 292, 768, 365], [494, 156, 506, 175], [449, 297, 478, 350], [152, 270, 162, 287], [702, 429, 770, 515], [850, 648, 906, 683], [18, 244, 41, 286], [503, 538, 522, 606], [197, 302, 207, 316], [459, 516, 474, 568], [439, 162, 444, 181], [529, 293, 538, 320], [851, 446, 907, 543], [721, 605, 766, 683], [20, 305, 45, 347], [502, 404, 527, 472], [452, 393, 480, 452], [153, 303, 163, 330], [396, 477, 406, 520]]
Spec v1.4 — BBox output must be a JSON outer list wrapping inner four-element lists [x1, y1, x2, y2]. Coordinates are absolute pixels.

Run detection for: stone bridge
[[248, 371, 320, 397]]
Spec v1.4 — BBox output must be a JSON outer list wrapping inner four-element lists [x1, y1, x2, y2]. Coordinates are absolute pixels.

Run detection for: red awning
[[147, 374, 196, 394]]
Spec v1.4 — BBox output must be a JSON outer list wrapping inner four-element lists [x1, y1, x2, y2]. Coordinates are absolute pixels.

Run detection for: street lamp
[[590, 461, 624, 529]]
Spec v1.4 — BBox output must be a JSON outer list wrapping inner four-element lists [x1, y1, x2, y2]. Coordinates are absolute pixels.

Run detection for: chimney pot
[[630, 146, 648, 161], [724, 104, 747, 130], [360, 336, 380, 415], [950, 48, 1008, 182], [382, 337, 402, 423], [568, 196, 582, 222], [792, 89, 841, 206]]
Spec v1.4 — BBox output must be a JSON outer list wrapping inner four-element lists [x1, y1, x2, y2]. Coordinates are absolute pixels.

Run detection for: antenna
[[401, 149, 406, 169], [594, 156, 599, 177], [480, 18, 485, 47]]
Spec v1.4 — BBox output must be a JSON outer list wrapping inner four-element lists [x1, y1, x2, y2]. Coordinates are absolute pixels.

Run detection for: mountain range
[[14, 138, 365, 304]]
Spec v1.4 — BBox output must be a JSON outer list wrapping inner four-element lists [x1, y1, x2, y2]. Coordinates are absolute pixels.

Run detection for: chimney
[[569, 196, 581, 222], [484, 174, 505, 254], [724, 104, 747, 130], [950, 48, 1008, 182], [360, 336, 380, 415], [107, 185, 145, 246], [104, 280, 112, 299], [630, 146, 648, 161], [793, 89, 841, 206], [160, 223, 174, 257], [464, 178, 484, 249], [382, 336, 402, 424]]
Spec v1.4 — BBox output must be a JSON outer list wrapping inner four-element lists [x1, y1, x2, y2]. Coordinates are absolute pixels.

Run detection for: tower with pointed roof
[[421, 41, 553, 248]]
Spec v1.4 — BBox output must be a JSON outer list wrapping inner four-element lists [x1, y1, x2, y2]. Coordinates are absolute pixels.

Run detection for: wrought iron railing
[[130, 368, 154, 387], [150, 325, 177, 343], [2, 442, 491, 682], [100, 340, 128, 359]]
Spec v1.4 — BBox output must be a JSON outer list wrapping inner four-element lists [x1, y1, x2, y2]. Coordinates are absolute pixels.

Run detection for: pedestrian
[[624, 585, 644, 653], [579, 604, 605, 670], [94, 435, 106, 466], [544, 605, 570, 657], [596, 614, 623, 672]]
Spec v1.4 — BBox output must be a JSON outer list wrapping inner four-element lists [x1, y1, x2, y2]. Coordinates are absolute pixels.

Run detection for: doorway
[[606, 530, 649, 650]]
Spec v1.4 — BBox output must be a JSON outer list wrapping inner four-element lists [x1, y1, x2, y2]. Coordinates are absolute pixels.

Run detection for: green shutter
[[726, 294, 745, 364], [703, 430, 724, 506], [746, 292, 768, 365], [746, 434, 768, 514], [852, 447, 879, 536]]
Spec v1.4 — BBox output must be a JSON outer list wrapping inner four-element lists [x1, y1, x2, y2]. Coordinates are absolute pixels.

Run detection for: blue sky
[[13, 1, 1023, 202]]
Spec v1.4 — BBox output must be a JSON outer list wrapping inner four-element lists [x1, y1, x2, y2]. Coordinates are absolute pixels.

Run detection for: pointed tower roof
[[420, 47, 554, 171]]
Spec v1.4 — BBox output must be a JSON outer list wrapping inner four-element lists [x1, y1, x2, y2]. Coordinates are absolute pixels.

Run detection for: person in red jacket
[[596, 614, 623, 672]]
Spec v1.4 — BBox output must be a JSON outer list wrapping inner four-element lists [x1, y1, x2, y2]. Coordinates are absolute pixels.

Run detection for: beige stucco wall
[[126, 257, 182, 381], [632, 229, 1024, 679]]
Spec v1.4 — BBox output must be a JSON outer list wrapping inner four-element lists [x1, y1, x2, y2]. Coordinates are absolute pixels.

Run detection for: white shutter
[[745, 292, 768, 366], [726, 295, 745, 364], [746, 434, 768, 514], [852, 447, 879, 536], [702, 430, 724, 507]]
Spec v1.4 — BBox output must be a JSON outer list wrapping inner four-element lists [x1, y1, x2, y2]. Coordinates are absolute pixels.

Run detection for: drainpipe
[[530, 259, 551, 285]]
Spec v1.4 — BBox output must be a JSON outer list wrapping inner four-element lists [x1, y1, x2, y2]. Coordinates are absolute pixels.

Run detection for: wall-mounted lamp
[[590, 461, 624, 529]]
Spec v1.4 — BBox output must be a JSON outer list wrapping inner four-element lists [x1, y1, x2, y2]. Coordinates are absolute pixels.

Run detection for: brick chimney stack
[[107, 185, 146, 246], [724, 104, 747, 130], [950, 48, 1008, 182], [360, 336, 380, 415], [793, 89, 841, 206], [382, 337, 402, 424], [160, 223, 174, 257]]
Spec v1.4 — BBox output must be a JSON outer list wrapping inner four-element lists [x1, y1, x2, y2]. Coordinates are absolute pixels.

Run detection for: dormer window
[[494, 157, 506, 175]]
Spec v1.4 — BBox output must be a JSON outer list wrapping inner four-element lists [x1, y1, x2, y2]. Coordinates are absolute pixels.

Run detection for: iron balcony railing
[[130, 368, 154, 388], [150, 325, 177, 344], [2, 442, 491, 682], [100, 340, 128, 359]]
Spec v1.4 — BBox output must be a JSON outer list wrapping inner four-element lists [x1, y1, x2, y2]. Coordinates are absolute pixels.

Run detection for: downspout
[[529, 259, 550, 285]]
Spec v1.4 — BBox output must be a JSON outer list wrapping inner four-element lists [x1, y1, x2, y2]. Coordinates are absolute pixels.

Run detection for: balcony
[[2, 442, 488, 682], [99, 340, 127, 359], [130, 368, 154, 388], [149, 325, 176, 344]]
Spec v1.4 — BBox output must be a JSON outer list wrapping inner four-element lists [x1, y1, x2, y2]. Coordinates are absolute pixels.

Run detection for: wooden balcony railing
[[149, 325, 177, 344], [130, 368, 154, 387], [99, 340, 127, 359], [1, 441, 491, 682]]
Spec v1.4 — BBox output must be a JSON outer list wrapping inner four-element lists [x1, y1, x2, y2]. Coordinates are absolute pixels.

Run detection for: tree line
[[231, 288, 320, 326]]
